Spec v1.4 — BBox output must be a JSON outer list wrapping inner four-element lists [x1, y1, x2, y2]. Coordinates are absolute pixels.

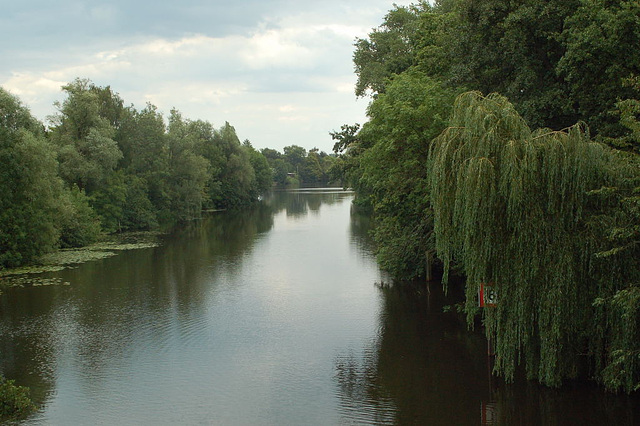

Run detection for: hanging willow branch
[[426, 91, 638, 388]]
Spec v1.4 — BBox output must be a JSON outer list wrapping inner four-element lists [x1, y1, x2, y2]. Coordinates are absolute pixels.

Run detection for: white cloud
[[43, 59, 132, 82], [2, 73, 66, 119], [241, 29, 313, 70], [1, 0, 410, 152]]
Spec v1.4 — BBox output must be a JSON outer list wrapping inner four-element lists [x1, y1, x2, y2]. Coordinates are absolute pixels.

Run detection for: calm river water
[[1, 189, 639, 425]]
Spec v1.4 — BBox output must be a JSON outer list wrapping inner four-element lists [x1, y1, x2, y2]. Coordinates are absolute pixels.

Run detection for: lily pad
[[0, 231, 164, 286]]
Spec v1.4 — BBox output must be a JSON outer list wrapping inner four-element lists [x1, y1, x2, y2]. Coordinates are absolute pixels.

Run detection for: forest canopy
[[0, 79, 279, 269]]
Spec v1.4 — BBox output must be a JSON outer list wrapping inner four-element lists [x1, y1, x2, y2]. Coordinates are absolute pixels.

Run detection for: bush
[[58, 185, 102, 248], [0, 376, 36, 420]]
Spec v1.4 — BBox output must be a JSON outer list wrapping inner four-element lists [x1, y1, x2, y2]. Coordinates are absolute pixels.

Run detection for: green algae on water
[[0, 232, 163, 290]]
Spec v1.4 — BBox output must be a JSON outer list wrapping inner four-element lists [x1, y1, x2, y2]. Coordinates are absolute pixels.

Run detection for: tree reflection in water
[[334, 279, 640, 425]]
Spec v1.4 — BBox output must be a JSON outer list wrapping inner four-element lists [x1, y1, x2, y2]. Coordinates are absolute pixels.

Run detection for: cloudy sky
[[1, 0, 410, 153]]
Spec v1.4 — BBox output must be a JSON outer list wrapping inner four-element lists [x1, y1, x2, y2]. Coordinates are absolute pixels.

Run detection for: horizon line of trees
[[2, 78, 334, 270], [261, 145, 341, 188], [333, 0, 640, 393]]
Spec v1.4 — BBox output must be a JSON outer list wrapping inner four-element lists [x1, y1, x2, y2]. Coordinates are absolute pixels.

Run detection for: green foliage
[[330, 123, 371, 196], [428, 91, 640, 391], [51, 78, 123, 193], [353, 3, 429, 97], [587, 148, 640, 392], [244, 141, 273, 195], [166, 110, 211, 218], [557, 0, 640, 139], [440, 0, 640, 139], [350, 1, 640, 392], [610, 75, 640, 153], [117, 103, 168, 175], [262, 145, 337, 188], [596, 286, 640, 393], [269, 158, 291, 186], [58, 185, 102, 248], [283, 145, 307, 170], [1, 79, 272, 267], [121, 176, 159, 230], [357, 70, 458, 278], [330, 123, 360, 154], [298, 148, 335, 185], [354, 0, 640, 142], [116, 103, 172, 223], [215, 122, 256, 207], [0, 376, 36, 421], [443, 0, 582, 131], [0, 89, 61, 268], [89, 170, 127, 233]]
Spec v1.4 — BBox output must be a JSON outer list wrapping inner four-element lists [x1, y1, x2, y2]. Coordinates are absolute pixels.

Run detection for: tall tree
[[353, 3, 428, 97], [282, 145, 307, 173], [166, 110, 210, 221], [50, 78, 123, 193], [428, 92, 640, 391], [215, 122, 256, 207], [116, 103, 168, 228], [0, 89, 61, 267], [357, 70, 457, 278], [244, 140, 273, 196]]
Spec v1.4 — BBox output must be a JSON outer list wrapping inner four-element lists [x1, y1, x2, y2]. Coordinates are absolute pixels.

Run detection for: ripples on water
[[1, 190, 639, 425]]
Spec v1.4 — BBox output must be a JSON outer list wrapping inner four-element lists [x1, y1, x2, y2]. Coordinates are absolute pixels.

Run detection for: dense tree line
[[261, 145, 339, 188], [0, 79, 273, 269], [336, 0, 640, 392]]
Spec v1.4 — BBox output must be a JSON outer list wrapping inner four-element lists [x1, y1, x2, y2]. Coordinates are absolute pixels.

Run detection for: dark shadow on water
[[335, 279, 490, 425], [334, 278, 640, 425]]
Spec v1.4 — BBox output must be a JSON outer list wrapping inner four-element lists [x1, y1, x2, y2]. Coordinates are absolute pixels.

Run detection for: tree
[[439, 0, 640, 139], [88, 170, 127, 233], [612, 75, 640, 153], [330, 124, 360, 154], [244, 140, 273, 195], [50, 78, 123, 194], [260, 147, 282, 161], [166, 109, 210, 220], [117, 103, 168, 175], [0, 376, 36, 421], [283, 145, 307, 172], [353, 3, 429, 97], [57, 185, 102, 248], [214, 122, 256, 207], [346, 0, 640, 392], [428, 91, 640, 391], [557, 0, 640, 139], [587, 74, 640, 392], [116, 103, 168, 225], [357, 70, 457, 278], [0, 89, 61, 268], [121, 176, 159, 230], [299, 148, 325, 185], [330, 123, 368, 193]]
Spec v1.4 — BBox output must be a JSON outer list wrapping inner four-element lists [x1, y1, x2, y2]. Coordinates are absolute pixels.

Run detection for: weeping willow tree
[[428, 92, 640, 391]]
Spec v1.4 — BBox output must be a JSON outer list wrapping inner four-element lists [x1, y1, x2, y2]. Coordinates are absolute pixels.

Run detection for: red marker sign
[[478, 283, 497, 308]]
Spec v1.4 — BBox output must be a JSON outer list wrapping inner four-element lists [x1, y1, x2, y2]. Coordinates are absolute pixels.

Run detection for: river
[[1, 189, 639, 425]]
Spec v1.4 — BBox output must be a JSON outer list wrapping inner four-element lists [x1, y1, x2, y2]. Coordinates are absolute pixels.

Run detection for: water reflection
[[1, 190, 639, 425], [334, 280, 490, 425], [333, 278, 640, 425], [264, 188, 351, 219], [0, 189, 386, 424]]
